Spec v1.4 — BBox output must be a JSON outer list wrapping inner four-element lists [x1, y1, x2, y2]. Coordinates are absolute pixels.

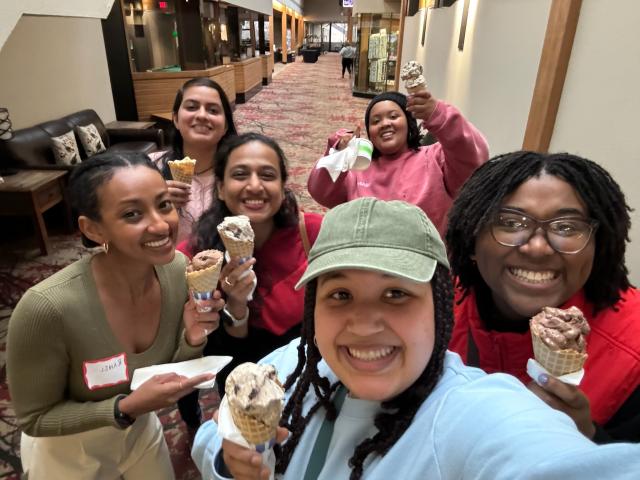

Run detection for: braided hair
[[275, 264, 454, 479], [446, 150, 632, 312]]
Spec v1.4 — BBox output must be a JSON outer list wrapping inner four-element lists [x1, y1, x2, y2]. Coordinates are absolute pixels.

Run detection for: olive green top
[[7, 252, 204, 436]]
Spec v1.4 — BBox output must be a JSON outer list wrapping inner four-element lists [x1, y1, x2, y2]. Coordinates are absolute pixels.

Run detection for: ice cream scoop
[[225, 362, 284, 445], [217, 215, 255, 260], [530, 306, 590, 376], [167, 156, 196, 184], [400, 61, 427, 93], [186, 249, 223, 312]]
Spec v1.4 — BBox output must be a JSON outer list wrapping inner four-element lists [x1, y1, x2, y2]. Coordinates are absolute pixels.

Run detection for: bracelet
[[223, 305, 249, 327], [114, 394, 135, 429]]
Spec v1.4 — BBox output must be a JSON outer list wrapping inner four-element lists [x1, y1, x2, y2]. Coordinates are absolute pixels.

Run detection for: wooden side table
[[0, 170, 73, 256]]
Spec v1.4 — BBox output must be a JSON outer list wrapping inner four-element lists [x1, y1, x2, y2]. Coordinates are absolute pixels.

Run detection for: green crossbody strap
[[302, 386, 348, 480]]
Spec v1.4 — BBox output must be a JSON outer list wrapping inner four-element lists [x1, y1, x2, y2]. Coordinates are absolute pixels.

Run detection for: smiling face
[[367, 100, 409, 156], [83, 166, 178, 265], [173, 85, 228, 150], [314, 269, 435, 401], [473, 174, 596, 320], [217, 140, 285, 228]]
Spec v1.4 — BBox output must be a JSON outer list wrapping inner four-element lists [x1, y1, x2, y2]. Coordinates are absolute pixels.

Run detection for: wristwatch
[[223, 305, 249, 327], [114, 394, 135, 429]]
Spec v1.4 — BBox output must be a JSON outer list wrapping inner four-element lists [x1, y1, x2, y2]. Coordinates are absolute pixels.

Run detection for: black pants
[[341, 58, 353, 76], [177, 323, 302, 429]]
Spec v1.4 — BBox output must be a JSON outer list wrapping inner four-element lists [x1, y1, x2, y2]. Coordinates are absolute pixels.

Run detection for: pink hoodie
[[307, 101, 489, 237]]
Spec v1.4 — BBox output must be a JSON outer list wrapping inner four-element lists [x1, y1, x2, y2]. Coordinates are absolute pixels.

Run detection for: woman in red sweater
[[307, 90, 489, 236], [446, 151, 640, 443], [176, 133, 322, 428]]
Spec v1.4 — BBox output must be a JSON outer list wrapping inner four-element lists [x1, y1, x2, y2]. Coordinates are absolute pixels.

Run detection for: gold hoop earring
[[103, 242, 109, 254]]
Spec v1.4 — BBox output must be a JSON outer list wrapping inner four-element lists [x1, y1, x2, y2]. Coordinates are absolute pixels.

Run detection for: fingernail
[[538, 373, 549, 385]]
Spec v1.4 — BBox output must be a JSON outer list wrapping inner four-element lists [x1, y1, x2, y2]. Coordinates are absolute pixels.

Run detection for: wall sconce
[[0, 108, 13, 140]]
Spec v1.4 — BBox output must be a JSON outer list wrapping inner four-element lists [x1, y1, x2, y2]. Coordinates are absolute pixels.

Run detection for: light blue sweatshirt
[[193, 340, 640, 479]]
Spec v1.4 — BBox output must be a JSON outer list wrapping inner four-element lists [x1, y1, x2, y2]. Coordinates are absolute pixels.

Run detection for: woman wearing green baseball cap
[[192, 197, 640, 480]]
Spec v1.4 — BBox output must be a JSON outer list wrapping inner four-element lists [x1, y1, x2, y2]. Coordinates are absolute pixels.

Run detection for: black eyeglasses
[[490, 209, 598, 254]]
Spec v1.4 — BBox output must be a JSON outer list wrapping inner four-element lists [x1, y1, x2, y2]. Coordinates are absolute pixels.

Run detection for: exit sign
[[159, 1, 168, 9]]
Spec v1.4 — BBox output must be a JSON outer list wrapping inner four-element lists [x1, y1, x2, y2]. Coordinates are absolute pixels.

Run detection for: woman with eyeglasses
[[446, 151, 640, 444]]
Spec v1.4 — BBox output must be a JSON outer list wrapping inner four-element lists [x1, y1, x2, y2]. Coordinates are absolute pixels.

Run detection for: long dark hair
[[160, 77, 237, 176], [446, 150, 632, 312], [189, 132, 299, 253], [275, 264, 454, 479], [364, 91, 421, 159], [69, 152, 160, 248]]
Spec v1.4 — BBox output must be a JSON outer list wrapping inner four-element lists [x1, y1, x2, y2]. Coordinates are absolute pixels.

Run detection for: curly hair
[[189, 132, 299, 253], [446, 150, 632, 312], [275, 264, 454, 479]]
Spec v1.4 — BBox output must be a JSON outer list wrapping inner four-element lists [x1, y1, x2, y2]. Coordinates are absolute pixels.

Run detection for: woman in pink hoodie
[[307, 90, 489, 236]]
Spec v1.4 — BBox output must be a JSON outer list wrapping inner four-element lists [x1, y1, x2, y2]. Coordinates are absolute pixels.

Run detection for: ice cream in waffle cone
[[225, 363, 284, 445], [217, 215, 255, 261], [186, 249, 223, 312], [530, 306, 590, 377], [400, 61, 427, 94], [168, 157, 196, 184]]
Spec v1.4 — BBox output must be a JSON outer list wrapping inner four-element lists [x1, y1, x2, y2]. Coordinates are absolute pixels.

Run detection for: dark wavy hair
[[68, 152, 160, 248], [189, 132, 299, 253], [275, 264, 454, 479], [446, 150, 632, 313], [364, 91, 421, 158]]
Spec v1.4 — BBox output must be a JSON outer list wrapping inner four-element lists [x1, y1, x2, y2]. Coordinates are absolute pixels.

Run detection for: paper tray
[[130, 356, 233, 390]]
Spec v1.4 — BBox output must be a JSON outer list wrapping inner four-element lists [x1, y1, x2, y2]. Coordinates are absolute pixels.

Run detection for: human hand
[[220, 258, 257, 308], [120, 372, 214, 417], [527, 374, 596, 438], [335, 126, 361, 151], [183, 291, 225, 345], [213, 410, 290, 480], [166, 179, 191, 209], [406, 89, 438, 122]]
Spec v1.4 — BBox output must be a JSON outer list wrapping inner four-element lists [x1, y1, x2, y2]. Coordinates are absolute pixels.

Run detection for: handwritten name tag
[[83, 353, 129, 390]]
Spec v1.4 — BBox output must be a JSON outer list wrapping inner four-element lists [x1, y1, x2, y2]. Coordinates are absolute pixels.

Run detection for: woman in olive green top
[[7, 153, 224, 479]]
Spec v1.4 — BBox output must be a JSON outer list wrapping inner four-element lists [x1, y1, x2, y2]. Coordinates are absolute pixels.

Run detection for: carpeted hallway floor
[[0, 53, 370, 479]]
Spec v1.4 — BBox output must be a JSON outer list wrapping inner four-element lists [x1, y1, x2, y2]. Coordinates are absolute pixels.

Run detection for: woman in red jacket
[[176, 133, 322, 428], [446, 150, 640, 443]]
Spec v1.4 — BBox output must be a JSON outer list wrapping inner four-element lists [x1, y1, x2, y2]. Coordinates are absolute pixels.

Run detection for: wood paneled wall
[[132, 66, 236, 120], [261, 54, 273, 83], [232, 57, 262, 94]]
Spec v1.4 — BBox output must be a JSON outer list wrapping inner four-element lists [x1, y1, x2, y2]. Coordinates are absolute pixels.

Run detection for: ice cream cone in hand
[[168, 157, 196, 184], [217, 215, 255, 261], [530, 306, 590, 376], [400, 61, 428, 94], [186, 249, 223, 312], [225, 363, 284, 445]]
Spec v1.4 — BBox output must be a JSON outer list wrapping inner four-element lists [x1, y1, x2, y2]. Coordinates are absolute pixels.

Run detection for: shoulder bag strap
[[303, 386, 348, 480], [298, 211, 311, 258]]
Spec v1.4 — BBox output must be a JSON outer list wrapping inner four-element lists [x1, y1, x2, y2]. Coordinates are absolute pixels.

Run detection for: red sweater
[[307, 101, 489, 237], [450, 287, 640, 424], [177, 213, 322, 335]]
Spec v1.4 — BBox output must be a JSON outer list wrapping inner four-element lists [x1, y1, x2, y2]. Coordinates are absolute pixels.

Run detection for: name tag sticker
[[83, 353, 129, 390]]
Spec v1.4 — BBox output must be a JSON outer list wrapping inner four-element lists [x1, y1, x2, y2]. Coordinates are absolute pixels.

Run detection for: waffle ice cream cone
[[400, 61, 427, 94], [168, 157, 196, 184], [186, 249, 223, 311], [530, 306, 589, 377], [225, 363, 284, 446], [217, 215, 255, 260]]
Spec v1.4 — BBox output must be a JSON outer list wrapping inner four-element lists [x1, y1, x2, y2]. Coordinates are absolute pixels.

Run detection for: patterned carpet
[[0, 53, 369, 479]]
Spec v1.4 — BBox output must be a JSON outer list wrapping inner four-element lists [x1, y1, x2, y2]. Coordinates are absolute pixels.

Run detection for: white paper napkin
[[526, 358, 585, 386], [130, 356, 233, 390], [223, 251, 257, 301], [316, 137, 373, 181]]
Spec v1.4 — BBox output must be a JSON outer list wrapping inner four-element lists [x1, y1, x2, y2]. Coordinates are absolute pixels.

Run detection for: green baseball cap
[[295, 197, 449, 289]]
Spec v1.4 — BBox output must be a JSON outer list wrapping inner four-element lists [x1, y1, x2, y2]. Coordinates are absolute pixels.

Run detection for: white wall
[[401, 0, 640, 282], [0, 15, 116, 129], [550, 0, 640, 281], [401, 0, 551, 155], [354, 0, 400, 14], [304, 0, 347, 22]]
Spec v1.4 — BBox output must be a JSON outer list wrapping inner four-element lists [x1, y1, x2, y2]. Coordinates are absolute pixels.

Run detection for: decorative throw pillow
[[51, 131, 82, 166], [76, 123, 106, 157]]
